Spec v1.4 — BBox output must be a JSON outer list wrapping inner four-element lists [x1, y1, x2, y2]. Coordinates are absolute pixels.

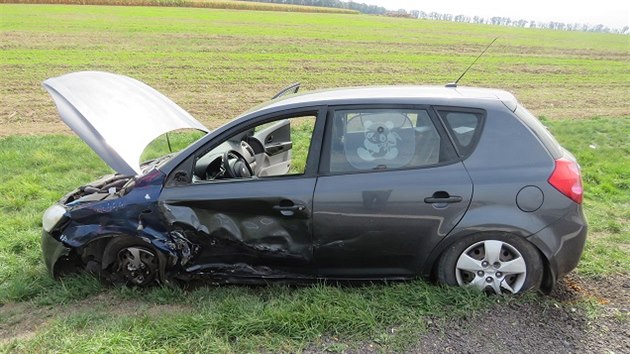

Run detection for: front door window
[[192, 115, 316, 182]]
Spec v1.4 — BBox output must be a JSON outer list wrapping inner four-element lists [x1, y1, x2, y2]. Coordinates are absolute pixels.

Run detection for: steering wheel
[[222, 150, 253, 178]]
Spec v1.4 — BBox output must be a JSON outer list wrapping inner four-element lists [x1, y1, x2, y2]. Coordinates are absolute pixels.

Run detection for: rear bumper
[[41, 229, 71, 278], [527, 204, 587, 285]]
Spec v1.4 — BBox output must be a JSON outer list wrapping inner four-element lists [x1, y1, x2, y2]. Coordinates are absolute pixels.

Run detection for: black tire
[[105, 238, 160, 287], [437, 233, 543, 295]]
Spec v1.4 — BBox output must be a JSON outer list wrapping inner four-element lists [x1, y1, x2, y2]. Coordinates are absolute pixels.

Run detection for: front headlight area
[[42, 204, 68, 233]]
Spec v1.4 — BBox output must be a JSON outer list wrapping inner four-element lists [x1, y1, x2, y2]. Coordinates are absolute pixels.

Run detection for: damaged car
[[41, 71, 587, 294]]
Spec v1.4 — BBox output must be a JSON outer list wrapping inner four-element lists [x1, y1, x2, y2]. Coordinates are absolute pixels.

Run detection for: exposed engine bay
[[61, 174, 134, 205], [60, 156, 173, 205]]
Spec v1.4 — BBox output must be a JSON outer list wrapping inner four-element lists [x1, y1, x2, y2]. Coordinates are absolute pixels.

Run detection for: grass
[[543, 117, 630, 277], [1, 116, 628, 351], [4, 283, 492, 352], [0, 4, 628, 352]]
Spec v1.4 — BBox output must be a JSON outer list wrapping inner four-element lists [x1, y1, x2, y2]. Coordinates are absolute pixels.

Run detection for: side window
[[328, 108, 451, 173], [438, 109, 484, 156], [192, 115, 316, 182]]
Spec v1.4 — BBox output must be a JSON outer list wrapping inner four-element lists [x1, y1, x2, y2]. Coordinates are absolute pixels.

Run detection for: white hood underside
[[43, 71, 209, 175]]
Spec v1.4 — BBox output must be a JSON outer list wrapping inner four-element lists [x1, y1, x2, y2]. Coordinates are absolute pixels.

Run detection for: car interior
[[192, 117, 315, 182], [329, 109, 447, 173]]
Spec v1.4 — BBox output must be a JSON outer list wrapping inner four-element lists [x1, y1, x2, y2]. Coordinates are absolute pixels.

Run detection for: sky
[[357, 0, 629, 29]]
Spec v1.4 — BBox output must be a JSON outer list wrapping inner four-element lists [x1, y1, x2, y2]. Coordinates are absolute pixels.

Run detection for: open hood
[[43, 71, 209, 175]]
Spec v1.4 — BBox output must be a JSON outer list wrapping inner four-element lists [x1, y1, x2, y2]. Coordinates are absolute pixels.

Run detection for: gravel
[[415, 273, 629, 354]]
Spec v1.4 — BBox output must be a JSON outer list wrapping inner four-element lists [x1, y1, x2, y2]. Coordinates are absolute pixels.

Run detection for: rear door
[[313, 106, 475, 277]]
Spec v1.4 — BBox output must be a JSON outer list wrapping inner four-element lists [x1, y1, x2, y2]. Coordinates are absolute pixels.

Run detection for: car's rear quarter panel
[[423, 103, 586, 282], [455, 105, 575, 232]]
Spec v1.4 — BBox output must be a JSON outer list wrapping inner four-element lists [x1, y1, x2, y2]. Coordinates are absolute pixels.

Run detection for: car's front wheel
[[106, 240, 159, 287], [437, 234, 543, 295]]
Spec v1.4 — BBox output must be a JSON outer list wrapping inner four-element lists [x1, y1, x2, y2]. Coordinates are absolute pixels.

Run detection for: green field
[[1, 4, 628, 136], [0, 4, 629, 352]]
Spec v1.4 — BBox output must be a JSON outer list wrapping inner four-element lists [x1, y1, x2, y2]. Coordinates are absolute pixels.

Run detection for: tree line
[[410, 10, 628, 34], [240, 0, 628, 34]]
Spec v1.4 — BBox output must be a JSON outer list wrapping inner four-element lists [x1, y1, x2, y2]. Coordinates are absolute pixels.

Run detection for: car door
[[159, 108, 326, 279], [252, 119, 294, 176], [313, 106, 475, 277]]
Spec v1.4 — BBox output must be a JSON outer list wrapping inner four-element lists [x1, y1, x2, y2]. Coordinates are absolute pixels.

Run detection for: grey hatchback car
[[42, 71, 586, 294]]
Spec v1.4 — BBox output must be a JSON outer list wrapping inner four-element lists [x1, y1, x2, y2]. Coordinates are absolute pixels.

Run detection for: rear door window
[[324, 108, 457, 174]]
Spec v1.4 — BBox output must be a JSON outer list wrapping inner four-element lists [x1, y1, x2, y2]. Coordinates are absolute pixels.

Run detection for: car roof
[[244, 85, 518, 116]]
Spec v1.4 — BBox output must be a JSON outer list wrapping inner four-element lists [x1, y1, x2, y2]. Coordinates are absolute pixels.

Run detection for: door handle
[[272, 205, 305, 211], [273, 200, 306, 216], [424, 191, 463, 204]]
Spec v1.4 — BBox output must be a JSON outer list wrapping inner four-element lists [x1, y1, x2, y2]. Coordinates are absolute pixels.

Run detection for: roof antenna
[[272, 82, 301, 99], [166, 132, 173, 153], [446, 37, 498, 88]]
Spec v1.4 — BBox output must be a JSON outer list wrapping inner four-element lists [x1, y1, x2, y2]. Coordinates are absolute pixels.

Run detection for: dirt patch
[[413, 273, 629, 354], [0, 121, 72, 137], [0, 303, 51, 345], [0, 292, 192, 345]]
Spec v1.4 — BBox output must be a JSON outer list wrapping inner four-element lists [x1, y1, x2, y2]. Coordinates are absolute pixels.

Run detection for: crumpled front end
[[42, 225, 72, 277], [40, 170, 171, 279]]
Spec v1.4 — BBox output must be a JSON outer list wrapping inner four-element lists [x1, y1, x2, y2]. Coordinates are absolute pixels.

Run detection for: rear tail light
[[548, 158, 583, 204]]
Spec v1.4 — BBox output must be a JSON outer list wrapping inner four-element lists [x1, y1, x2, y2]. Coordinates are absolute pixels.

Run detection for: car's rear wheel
[[108, 241, 159, 287], [437, 234, 543, 295]]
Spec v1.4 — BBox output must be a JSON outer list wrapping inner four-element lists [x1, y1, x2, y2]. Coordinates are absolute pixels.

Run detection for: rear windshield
[[514, 105, 562, 159]]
